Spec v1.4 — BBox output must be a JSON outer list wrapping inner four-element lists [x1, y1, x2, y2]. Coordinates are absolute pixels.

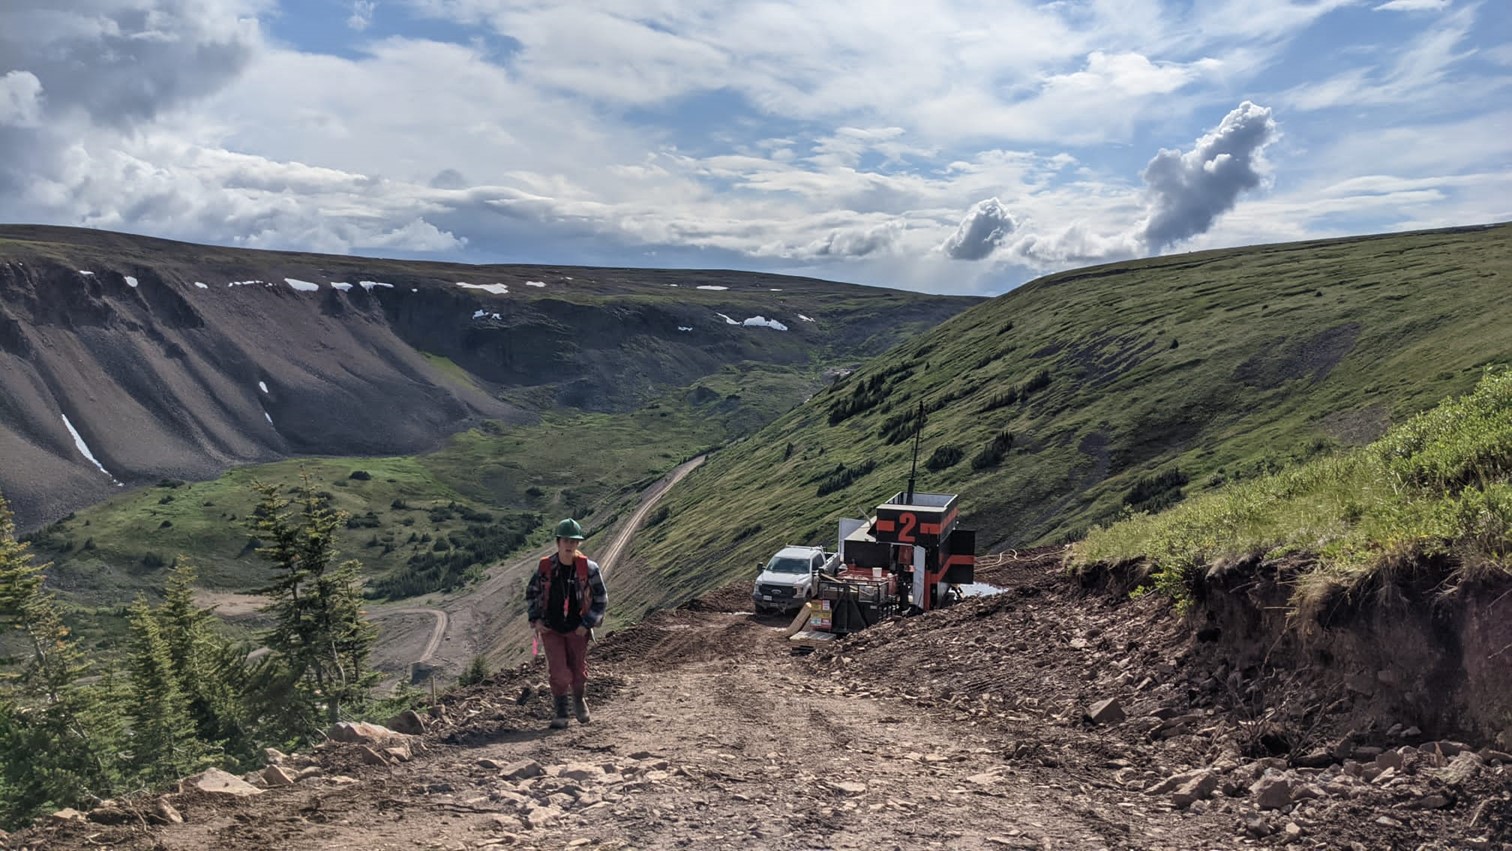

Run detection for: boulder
[[263, 765, 299, 786], [1437, 752, 1483, 788], [182, 768, 264, 797], [1146, 769, 1211, 796], [1085, 698, 1126, 725], [829, 781, 869, 795], [1171, 773, 1220, 809], [1250, 772, 1293, 811], [387, 709, 428, 736], [359, 746, 390, 766], [50, 808, 85, 822], [327, 721, 405, 745], [86, 803, 133, 825], [502, 759, 544, 780], [523, 805, 561, 829], [263, 747, 288, 765], [149, 798, 183, 826], [559, 763, 606, 783]]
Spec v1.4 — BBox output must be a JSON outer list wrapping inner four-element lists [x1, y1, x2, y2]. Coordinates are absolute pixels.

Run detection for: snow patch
[[411, 288, 418, 292], [457, 282, 509, 295], [61, 414, 118, 483], [258, 381, 269, 394], [525, 281, 546, 288], [715, 312, 739, 326], [358, 280, 394, 291], [472, 309, 487, 319], [124, 275, 139, 288], [284, 278, 319, 292], [669, 284, 679, 287], [696, 285, 728, 291], [331, 282, 353, 292], [677, 326, 694, 332], [193, 281, 208, 289], [264, 412, 273, 425], [769, 288, 783, 292], [228, 279, 264, 287], [78, 270, 94, 276], [798, 314, 815, 322], [743, 316, 789, 331]]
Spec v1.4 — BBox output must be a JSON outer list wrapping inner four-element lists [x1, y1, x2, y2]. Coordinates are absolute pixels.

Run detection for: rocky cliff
[[0, 225, 975, 529]]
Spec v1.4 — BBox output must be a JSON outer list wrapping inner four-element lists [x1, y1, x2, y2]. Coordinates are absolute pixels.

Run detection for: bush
[[458, 655, 490, 687], [349, 470, 372, 481], [970, 432, 1014, 470], [815, 460, 877, 496], [925, 445, 964, 471], [1123, 469, 1190, 512]]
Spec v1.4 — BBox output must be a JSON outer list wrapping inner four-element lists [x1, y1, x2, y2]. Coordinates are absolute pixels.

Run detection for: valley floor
[[16, 555, 1511, 850]]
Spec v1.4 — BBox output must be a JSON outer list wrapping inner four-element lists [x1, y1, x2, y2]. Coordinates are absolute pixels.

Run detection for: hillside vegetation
[[1070, 367, 1512, 608], [621, 224, 1512, 621]]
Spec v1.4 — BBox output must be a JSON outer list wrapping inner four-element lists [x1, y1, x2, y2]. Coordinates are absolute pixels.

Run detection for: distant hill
[[0, 225, 978, 531], [622, 223, 1512, 621]]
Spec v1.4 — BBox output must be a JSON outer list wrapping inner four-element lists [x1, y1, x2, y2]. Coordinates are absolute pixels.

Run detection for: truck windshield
[[765, 557, 811, 574]]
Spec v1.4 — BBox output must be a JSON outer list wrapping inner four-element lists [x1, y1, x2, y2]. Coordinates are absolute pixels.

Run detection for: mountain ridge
[[0, 225, 978, 531]]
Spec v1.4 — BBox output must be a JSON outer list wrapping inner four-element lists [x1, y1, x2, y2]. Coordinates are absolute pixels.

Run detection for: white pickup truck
[[752, 545, 840, 614]]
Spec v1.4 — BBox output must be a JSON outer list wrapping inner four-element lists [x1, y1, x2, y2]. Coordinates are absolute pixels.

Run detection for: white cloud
[[0, 71, 44, 127], [0, 0, 1502, 295], [1282, 5, 1489, 112], [1374, 0, 1450, 10], [349, 1, 377, 30], [1137, 101, 1278, 250], [942, 198, 1017, 261]]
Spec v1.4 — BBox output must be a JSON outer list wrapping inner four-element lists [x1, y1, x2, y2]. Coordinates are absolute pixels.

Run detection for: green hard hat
[[554, 518, 585, 540]]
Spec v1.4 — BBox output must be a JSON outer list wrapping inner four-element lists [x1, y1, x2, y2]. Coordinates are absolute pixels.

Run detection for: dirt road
[[596, 455, 704, 577], [369, 455, 707, 684], [30, 550, 1510, 851]]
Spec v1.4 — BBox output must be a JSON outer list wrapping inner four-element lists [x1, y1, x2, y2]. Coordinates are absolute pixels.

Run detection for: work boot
[[572, 691, 591, 724], [549, 695, 570, 729]]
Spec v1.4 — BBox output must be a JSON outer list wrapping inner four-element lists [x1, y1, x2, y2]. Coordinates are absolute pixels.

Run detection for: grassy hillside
[[15, 362, 822, 653], [619, 224, 1512, 621], [1068, 368, 1512, 609]]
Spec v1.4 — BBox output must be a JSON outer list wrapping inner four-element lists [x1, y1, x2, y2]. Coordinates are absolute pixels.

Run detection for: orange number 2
[[898, 512, 917, 543]]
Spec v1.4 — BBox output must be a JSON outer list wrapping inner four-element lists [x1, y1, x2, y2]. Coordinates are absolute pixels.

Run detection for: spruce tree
[[0, 494, 118, 826], [154, 558, 253, 761], [125, 597, 207, 785], [251, 475, 377, 728]]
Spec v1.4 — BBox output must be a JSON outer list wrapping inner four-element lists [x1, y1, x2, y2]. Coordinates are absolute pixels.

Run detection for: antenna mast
[[905, 400, 924, 504]]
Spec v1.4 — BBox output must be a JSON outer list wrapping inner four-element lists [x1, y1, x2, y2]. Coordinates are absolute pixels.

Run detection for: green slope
[[621, 224, 1512, 621]]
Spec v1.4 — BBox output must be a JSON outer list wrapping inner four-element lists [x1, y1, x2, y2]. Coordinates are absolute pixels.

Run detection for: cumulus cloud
[[942, 197, 1016, 260], [1136, 101, 1278, 251], [0, 71, 44, 127], [0, 0, 263, 128], [803, 220, 902, 258]]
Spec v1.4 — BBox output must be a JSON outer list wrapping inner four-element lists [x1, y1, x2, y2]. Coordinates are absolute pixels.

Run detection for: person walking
[[526, 518, 607, 729]]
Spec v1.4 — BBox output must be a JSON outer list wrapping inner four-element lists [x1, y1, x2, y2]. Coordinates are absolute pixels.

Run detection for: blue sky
[[0, 1, 1507, 294]]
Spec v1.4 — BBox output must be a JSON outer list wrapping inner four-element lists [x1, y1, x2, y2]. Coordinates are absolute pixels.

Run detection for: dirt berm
[[12, 551, 1511, 850]]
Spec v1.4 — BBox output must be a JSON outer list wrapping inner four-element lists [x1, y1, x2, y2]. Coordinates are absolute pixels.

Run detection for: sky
[[0, 1, 1508, 295]]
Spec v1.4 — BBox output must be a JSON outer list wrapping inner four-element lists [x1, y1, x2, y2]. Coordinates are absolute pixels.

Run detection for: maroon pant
[[540, 629, 590, 696]]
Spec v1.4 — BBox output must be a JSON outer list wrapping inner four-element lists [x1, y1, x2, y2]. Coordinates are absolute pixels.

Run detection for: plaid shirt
[[526, 554, 607, 631]]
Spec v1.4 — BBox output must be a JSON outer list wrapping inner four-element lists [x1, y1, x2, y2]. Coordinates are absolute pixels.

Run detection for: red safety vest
[[538, 554, 592, 619]]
